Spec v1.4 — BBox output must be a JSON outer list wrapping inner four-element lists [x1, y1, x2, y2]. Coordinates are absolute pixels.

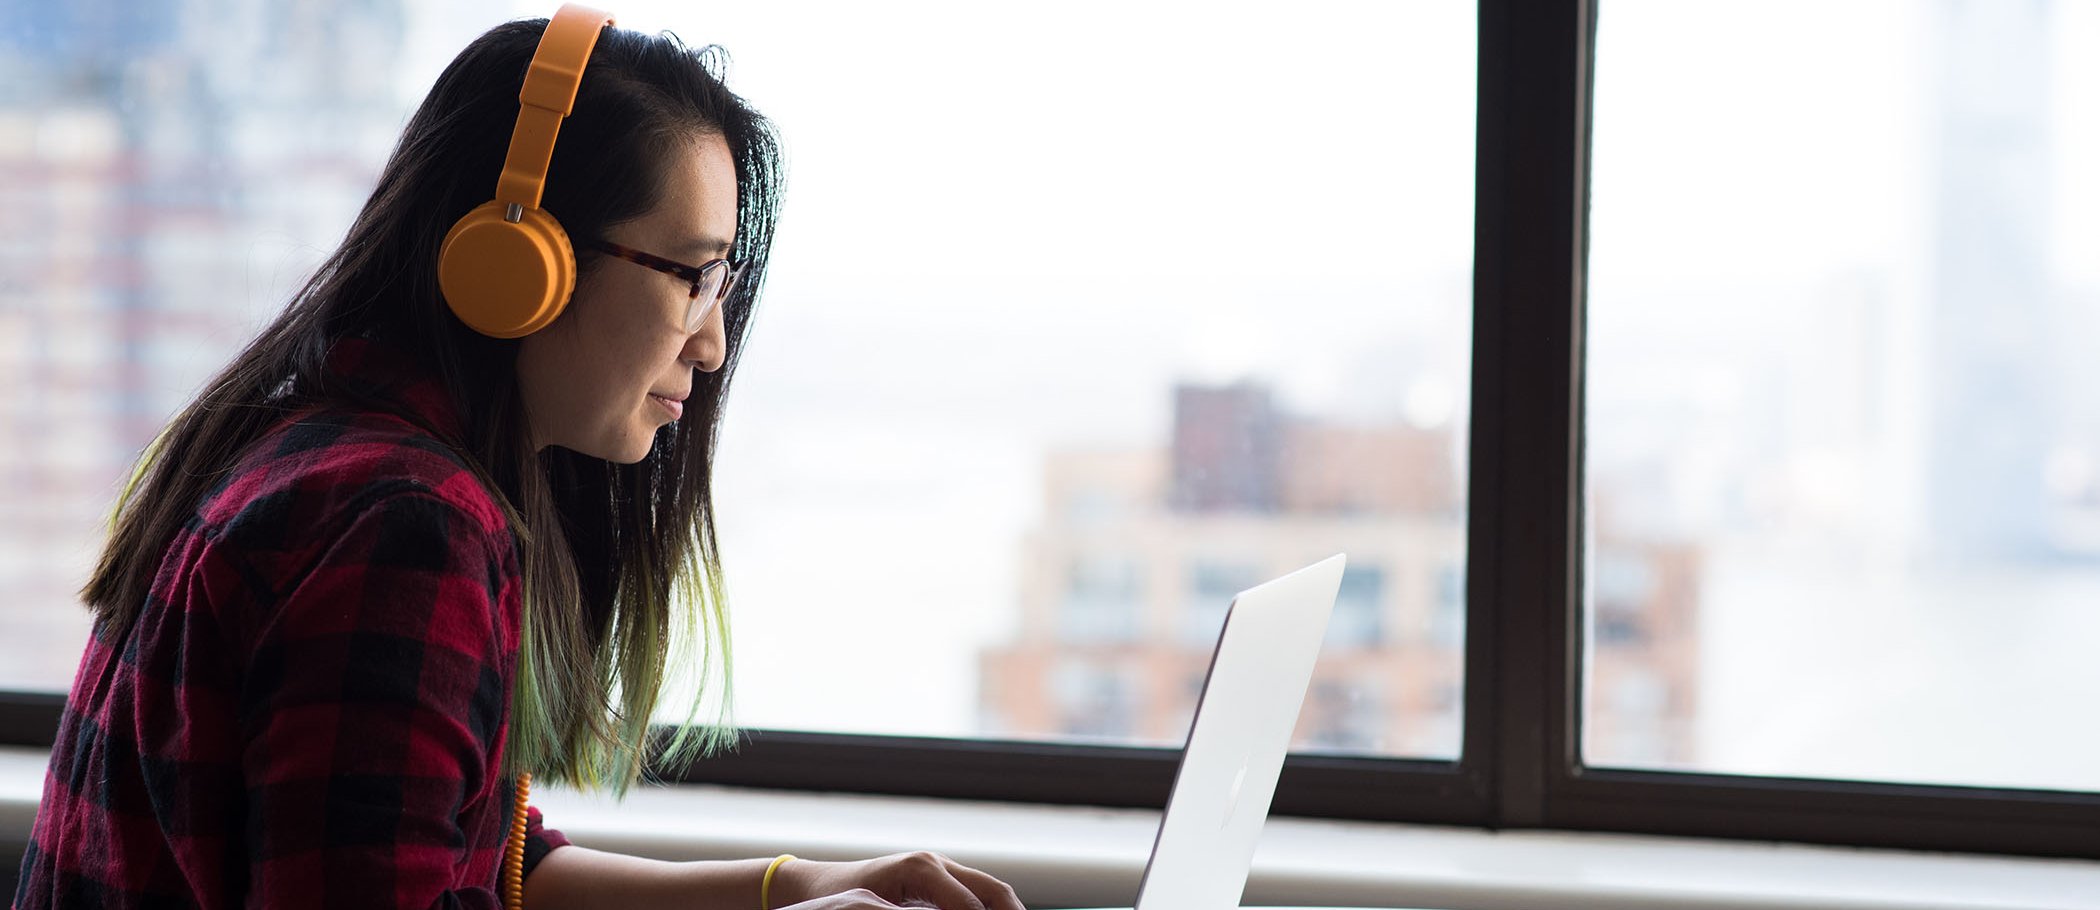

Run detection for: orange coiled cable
[[504, 771, 532, 910]]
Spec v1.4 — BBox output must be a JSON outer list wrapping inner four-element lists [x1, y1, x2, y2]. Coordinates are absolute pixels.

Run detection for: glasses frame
[[588, 239, 745, 331]]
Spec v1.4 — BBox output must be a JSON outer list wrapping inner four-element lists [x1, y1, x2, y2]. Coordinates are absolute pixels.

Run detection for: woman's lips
[[650, 393, 683, 421]]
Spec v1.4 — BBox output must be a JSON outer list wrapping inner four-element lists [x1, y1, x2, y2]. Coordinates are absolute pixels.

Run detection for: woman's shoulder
[[197, 402, 512, 556]]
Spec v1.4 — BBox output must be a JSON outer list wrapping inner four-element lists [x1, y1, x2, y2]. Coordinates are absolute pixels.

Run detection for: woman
[[11, 7, 1023, 910]]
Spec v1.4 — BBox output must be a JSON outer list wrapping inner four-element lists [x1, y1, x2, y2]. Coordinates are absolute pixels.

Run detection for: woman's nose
[[685, 302, 727, 373]]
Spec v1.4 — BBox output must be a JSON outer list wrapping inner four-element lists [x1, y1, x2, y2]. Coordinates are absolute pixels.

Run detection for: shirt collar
[[320, 334, 468, 443]]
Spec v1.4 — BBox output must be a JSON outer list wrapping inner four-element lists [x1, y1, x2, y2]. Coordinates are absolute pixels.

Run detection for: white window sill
[[3, 745, 2094, 909]]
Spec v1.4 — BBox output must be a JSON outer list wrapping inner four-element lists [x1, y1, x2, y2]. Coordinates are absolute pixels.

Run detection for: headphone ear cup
[[438, 201, 577, 338]]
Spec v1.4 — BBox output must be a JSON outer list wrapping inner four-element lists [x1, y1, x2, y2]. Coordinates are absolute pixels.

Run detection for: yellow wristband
[[761, 853, 798, 910]]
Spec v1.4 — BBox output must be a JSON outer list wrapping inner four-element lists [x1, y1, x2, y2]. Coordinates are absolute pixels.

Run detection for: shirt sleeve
[[235, 490, 521, 909], [521, 805, 570, 879]]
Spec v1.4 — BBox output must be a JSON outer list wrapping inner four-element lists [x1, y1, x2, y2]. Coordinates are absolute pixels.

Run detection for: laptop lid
[[1132, 553, 1346, 910]]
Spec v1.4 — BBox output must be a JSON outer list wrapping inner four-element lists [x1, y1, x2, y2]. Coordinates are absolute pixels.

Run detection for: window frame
[[4, 0, 2096, 862]]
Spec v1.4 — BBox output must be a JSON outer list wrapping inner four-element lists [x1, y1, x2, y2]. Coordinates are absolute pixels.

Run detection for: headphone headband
[[494, 3, 614, 214], [437, 3, 617, 338]]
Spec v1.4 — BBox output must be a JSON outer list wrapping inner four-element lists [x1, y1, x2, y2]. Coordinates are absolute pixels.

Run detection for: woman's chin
[[555, 430, 657, 465], [613, 433, 656, 464]]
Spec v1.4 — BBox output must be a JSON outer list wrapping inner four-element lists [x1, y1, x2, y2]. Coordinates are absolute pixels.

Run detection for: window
[[1047, 657, 1142, 743], [1325, 564, 1387, 650], [1056, 555, 1145, 645], [1301, 675, 1386, 753], [1430, 561, 1466, 648], [1180, 559, 1262, 647], [4, 0, 2093, 863], [1586, 0, 2100, 793], [701, 2, 1476, 758], [0, 0, 411, 691]]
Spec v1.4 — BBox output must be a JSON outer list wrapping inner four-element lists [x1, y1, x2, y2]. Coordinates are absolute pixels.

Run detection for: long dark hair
[[80, 18, 782, 794]]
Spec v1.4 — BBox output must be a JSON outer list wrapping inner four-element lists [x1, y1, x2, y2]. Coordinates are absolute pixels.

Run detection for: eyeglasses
[[588, 239, 745, 333]]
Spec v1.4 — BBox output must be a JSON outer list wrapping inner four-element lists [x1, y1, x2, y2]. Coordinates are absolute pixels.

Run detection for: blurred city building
[[1927, 0, 2053, 560], [0, 0, 406, 689], [980, 381, 1701, 763]]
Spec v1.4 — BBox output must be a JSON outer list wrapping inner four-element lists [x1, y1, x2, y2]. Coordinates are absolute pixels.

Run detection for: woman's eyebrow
[[680, 235, 734, 256]]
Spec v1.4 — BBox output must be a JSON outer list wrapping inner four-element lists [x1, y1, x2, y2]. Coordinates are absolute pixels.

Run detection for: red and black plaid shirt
[[14, 335, 571, 909]]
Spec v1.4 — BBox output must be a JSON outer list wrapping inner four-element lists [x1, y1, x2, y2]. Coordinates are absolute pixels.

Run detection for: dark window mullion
[[1554, 769, 2100, 859], [0, 692, 63, 747], [664, 729, 1489, 825], [1467, 0, 1592, 830]]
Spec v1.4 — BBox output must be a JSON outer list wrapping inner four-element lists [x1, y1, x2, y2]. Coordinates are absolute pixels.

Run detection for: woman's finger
[[837, 888, 904, 910], [940, 858, 1026, 910], [896, 852, 986, 910]]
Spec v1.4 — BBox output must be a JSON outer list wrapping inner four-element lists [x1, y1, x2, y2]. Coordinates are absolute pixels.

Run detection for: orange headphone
[[438, 3, 616, 339]]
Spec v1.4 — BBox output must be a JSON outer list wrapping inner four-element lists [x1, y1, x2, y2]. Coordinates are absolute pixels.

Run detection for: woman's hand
[[771, 852, 1024, 910], [775, 889, 953, 910]]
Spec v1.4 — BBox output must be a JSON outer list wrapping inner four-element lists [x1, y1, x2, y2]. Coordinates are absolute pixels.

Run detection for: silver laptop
[[1131, 553, 1346, 910]]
